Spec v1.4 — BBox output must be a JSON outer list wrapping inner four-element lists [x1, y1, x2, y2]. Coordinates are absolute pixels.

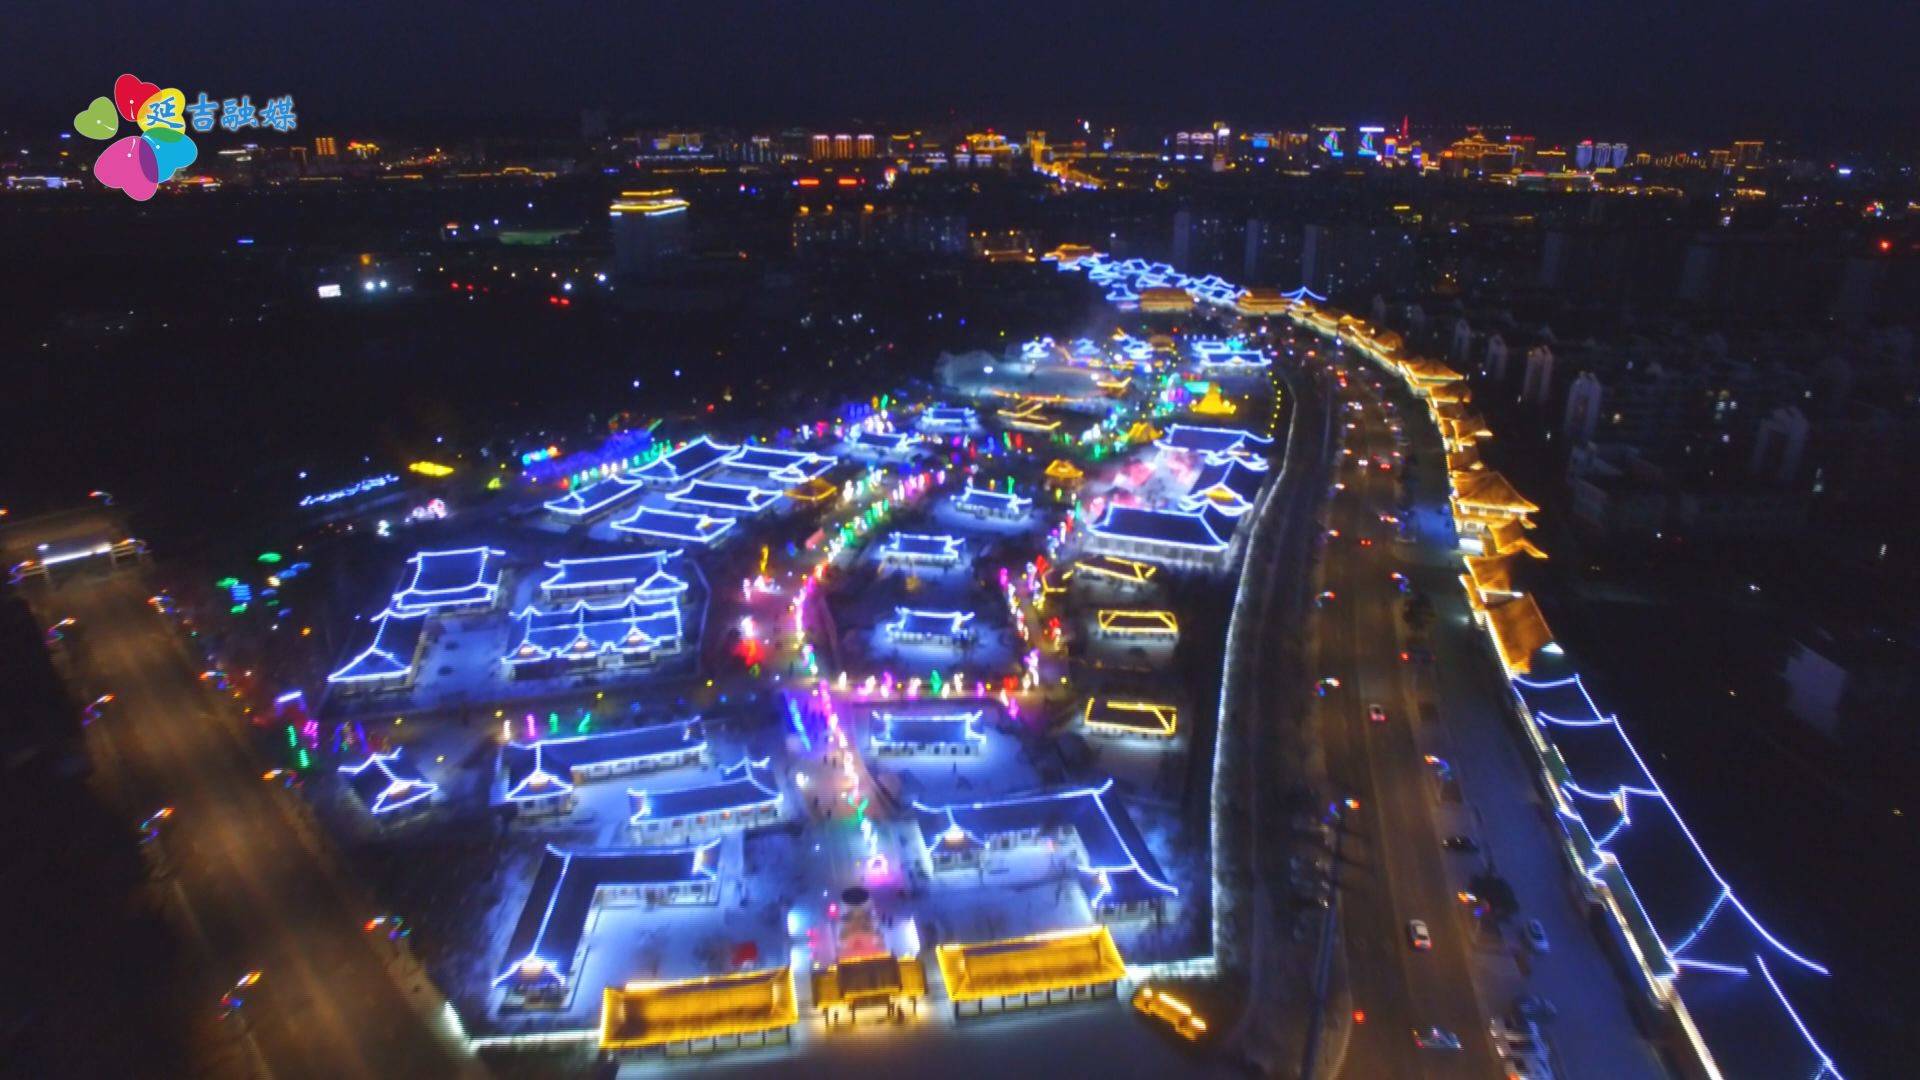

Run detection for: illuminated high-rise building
[[610, 189, 690, 277], [1575, 140, 1595, 170], [1732, 140, 1765, 166], [809, 133, 831, 160], [855, 134, 876, 158], [832, 134, 853, 159], [314, 136, 338, 158]]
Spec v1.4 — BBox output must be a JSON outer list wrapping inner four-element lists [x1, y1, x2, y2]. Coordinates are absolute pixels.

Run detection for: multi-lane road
[[1305, 356, 1666, 1080], [51, 570, 472, 1080]]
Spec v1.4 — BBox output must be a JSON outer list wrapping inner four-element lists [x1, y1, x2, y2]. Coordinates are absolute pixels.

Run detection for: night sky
[[7, 1, 1917, 143]]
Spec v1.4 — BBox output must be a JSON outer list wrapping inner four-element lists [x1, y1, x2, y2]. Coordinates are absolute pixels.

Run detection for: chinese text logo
[[74, 73, 296, 201]]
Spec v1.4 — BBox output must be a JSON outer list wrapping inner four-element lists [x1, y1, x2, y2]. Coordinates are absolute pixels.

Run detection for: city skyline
[[4, 1, 1918, 143]]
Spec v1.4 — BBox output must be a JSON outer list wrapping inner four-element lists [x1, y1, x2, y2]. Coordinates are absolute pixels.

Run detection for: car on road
[[1525, 919, 1551, 953], [1407, 919, 1432, 950], [1132, 985, 1209, 1041], [1358, 536, 1374, 546], [216, 971, 263, 1021], [1442, 835, 1479, 853], [1412, 1026, 1461, 1050], [1399, 645, 1433, 663], [1368, 703, 1388, 723]]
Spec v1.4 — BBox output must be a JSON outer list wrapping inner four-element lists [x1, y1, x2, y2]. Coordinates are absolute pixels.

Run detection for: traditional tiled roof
[[611, 506, 738, 546], [326, 608, 427, 683], [494, 843, 719, 988], [504, 596, 683, 665], [627, 758, 782, 823], [389, 547, 505, 613], [338, 750, 437, 814], [500, 720, 707, 802], [539, 551, 688, 598], [543, 474, 644, 517]]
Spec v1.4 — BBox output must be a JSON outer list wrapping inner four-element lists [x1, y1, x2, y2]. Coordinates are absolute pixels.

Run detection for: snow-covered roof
[[389, 547, 506, 613], [1088, 505, 1234, 551], [723, 445, 836, 484], [879, 532, 965, 562], [913, 780, 1174, 899], [493, 842, 720, 988], [628, 758, 781, 823], [954, 485, 1031, 516], [1177, 458, 1267, 515], [539, 551, 688, 598], [634, 437, 738, 484], [612, 506, 738, 546], [872, 711, 986, 749], [501, 719, 707, 802], [543, 474, 643, 517], [338, 750, 437, 814], [885, 608, 976, 641], [667, 480, 781, 514], [326, 608, 427, 684], [504, 596, 683, 665]]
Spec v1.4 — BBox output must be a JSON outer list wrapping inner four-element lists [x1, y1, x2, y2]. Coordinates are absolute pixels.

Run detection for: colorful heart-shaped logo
[[95, 135, 159, 201], [74, 96, 119, 140], [137, 87, 188, 133], [144, 127, 197, 182], [113, 73, 160, 122]]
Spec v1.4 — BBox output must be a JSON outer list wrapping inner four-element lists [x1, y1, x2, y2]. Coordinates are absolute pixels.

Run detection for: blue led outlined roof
[[504, 595, 684, 665], [885, 608, 977, 641], [879, 532, 965, 562], [539, 551, 688, 598], [724, 445, 837, 483], [544, 474, 644, 517], [501, 719, 707, 802], [1088, 505, 1234, 551], [849, 428, 913, 454], [338, 749, 437, 814], [492, 842, 720, 988], [1512, 671, 1844, 1078], [326, 607, 428, 683], [612, 506, 738, 546], [1155, 423, 1273, 463], [1177, 458, 1268, 516], [389, 546, 506, 613], [1189, 339, 1271, 369], [872, 711, 986, 749], [667, 481, 781, 514], [954, 485, 1032, 516], [628, 758, 782, 823], [912, 780, 1175, 902], [918, 405, 978, 431], [634, 437, 738, 484]]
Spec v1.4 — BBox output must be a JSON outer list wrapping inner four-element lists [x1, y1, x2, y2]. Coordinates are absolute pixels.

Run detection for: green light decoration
[[576, 711, 593, 734], [928, 669, 944, 695], [297, 748, 311, 770], [855, 797, 870, 825], [215, 576, 240, 589], [230, 603, 249, 614], [257, 552, 282, 564], [285, 725, 299, 747], [548, 711, 560, 735], [1005, 476, 1015, 493]]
